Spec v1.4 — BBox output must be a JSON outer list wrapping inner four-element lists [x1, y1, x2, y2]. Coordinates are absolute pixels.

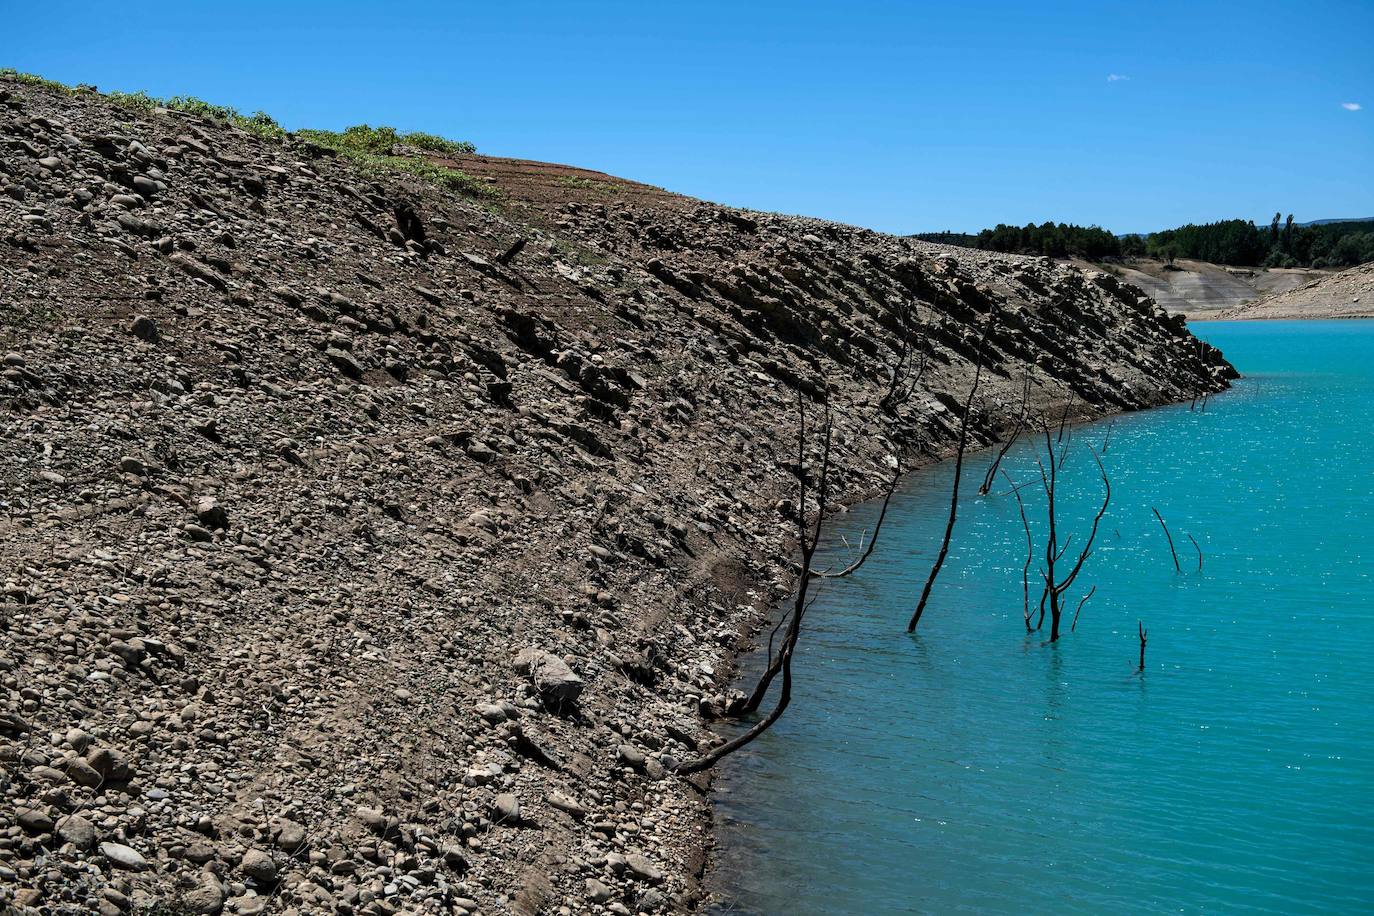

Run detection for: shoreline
[[688, 319, 1374, 913], [0, 75, 1235, 915], [688, 383, 1233, 910], [1187, 313, 1374, 322]]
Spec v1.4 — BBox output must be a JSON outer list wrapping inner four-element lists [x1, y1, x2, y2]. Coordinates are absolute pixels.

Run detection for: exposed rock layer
[[1221, 260, 1374, 320], [1070, 257, 1336, 318], [0, 76, 1231, 915]]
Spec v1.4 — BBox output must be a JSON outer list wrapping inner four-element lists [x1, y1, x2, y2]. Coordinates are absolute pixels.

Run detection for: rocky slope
[[0, 76, 1232, 916], [1220, 261, 1374, 320], [1072, 258, 1335, 318]]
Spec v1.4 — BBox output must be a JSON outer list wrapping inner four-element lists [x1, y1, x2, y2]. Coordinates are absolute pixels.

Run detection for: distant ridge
[[1298, 217, 1374, 226]]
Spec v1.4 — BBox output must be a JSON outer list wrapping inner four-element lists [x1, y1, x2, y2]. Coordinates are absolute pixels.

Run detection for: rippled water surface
[[710, 321, 1374, 914]]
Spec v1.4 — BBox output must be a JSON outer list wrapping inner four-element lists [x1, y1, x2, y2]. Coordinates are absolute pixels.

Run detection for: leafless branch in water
[[1002, 467, 1033, 632], [979, 374, 1031, 496], [1186, 532, 1203, 573], [1057, 388, 1075, 443], [1033, 423, 1111, 642], [907, 311, 998, 633], [1070, 584, 1096, 632], [689, 312, 918, 765], [1151, 507, 1182, 574]]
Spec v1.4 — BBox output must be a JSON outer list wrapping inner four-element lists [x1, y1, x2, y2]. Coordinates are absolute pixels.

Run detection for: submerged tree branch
[[1186, 532, 1203, 573], [979, 374, 1031, 496], [1152, 506, 1181, 574], [907, 311, 997, 633], [1002, 467, 1033, 632]]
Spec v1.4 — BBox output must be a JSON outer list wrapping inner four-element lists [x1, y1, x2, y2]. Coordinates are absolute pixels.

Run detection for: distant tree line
[[968, 223, 1125, 260], [1144, 215, 1374, 269], [914, 215, 1374, 269], [915, 222, 1132, 259]]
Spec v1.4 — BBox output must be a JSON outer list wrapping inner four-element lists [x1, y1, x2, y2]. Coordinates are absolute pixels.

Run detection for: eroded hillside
[[1221, 261, 1374, 320], [0, 76, 1231, 916], [1073, 258, 1335, 318]]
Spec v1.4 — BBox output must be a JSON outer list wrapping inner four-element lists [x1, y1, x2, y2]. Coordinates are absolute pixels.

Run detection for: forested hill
[[913, 217, 1374, 270], [1145, 216, 1374, 269]]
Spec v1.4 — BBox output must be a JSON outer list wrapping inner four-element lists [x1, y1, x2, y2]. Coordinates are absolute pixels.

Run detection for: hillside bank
[[1219, 261, 1374, 320], [1067, 258, 1336, 318], [0, 76, 1231, 916]]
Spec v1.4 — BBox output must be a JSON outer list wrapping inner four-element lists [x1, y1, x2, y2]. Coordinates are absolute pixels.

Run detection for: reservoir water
[[709, 320, 1374, 914]]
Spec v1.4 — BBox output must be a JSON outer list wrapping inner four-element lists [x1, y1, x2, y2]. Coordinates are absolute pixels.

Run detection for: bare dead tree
[[1002, 467, 1034, 633], [1138, 620, 1148, 672], [1186, 533, 1203, 572], [979, 374, 1031, 495], [1035, 425, 1111, 642], [879, 301, 930, 415], [1056, 388, 1075, 443], [907, 312, 997, 633], [1151, 507, 1181, 573], [1101, 421, 1115, 454], [737, 447, 902, 716], [679, 390, 903, 771]]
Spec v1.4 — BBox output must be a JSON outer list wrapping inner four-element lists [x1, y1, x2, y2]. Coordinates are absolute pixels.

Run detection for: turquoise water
[[710, 320, 1374, 915]]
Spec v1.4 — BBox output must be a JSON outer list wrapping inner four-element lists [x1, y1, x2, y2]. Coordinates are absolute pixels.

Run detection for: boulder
[[512, 648, 583, 708], [100, 841, 149, 871]]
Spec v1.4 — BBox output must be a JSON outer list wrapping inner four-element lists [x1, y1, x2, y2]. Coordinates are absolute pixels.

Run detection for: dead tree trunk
[[1035, 425, 1110, 642], [979, 374, 1031, 495], [738, 448, 902, 716], [677, 390, 902, 772], [907, 313, 996, 633], [1002, 468, 1033, 632], [1138, 620, 1148, 672], [1151, 507, 1181, 573]]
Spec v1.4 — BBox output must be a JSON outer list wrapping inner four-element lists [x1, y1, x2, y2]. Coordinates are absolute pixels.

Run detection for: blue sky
[[4, 1, 1370, 234]]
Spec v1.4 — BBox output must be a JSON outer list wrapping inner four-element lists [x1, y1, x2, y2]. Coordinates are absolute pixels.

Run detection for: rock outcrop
[[0, 75, 1231, 915]]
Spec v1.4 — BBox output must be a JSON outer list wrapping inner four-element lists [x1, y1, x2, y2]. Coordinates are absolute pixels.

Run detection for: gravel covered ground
[[0, 75, 1232, 916]]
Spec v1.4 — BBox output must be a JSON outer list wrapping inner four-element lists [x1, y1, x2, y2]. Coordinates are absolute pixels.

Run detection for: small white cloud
[[1107, 74, 1130, 82], [1341, 102, 1362, 111]]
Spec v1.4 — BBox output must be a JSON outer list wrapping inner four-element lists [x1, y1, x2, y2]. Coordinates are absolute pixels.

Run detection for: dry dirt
[[1219, 261, 1374, 320], [1083, 258, 1337, 318], [0, 76, 1233, 916]]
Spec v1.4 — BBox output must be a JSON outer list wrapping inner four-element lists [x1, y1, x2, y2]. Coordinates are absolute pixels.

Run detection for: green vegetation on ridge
[[293, 124, 491, 197], [1145, 215, 1374, 269], [917, 215, 1374, 270], [915, 223, 1126, 259], [0, 68, 492, 198]]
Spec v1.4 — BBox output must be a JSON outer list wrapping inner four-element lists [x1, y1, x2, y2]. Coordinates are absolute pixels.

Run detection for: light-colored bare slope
[[1077, 258, 1337, 318], [1221, 261, 1374, 320]]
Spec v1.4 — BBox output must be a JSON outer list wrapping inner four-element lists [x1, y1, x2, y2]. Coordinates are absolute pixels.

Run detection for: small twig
[[1070, 585, 1096, 632], [1186, 533, 1203, 572]]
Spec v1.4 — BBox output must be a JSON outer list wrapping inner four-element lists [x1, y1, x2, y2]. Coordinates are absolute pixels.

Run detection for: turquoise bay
[[710, 320, 1374, 914]]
